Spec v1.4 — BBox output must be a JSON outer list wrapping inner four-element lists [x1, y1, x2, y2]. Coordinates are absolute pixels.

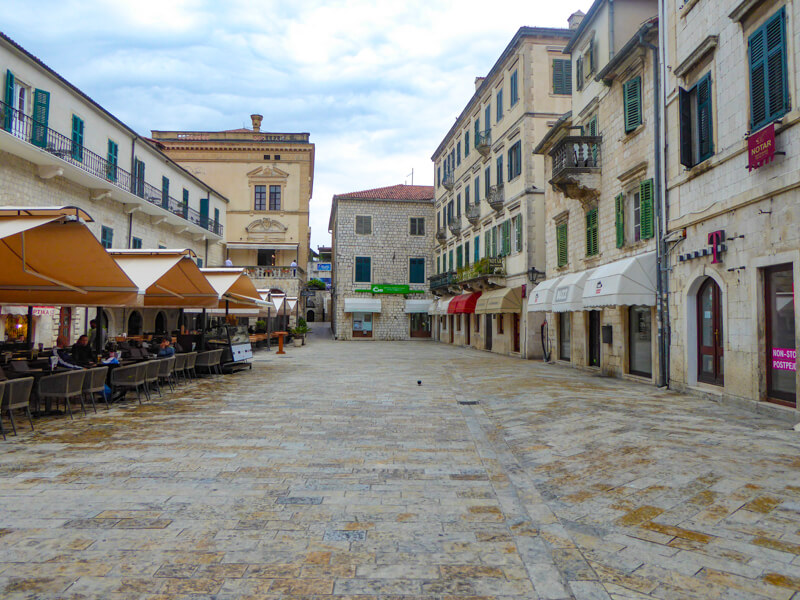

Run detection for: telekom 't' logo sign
[[707, 230, 725, 264]]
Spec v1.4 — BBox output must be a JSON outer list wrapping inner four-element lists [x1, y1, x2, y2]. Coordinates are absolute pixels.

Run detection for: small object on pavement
[[417, 380, 422, 386]]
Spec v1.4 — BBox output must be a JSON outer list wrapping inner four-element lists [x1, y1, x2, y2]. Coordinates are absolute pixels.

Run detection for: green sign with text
[[354, 284, 424, 295]]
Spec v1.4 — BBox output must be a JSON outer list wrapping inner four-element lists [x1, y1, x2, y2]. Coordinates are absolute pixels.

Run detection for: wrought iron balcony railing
[[465, 203, 481, 225], [487, 184, 505, 211], [448, 217, 462, 236], [550, 136, 602, 180], [436, 227, 447, 244], [442, 171, 454, 191], [476, 129, 491, 156], [429, 271, 456, 292], [0, 100, 223, 237]]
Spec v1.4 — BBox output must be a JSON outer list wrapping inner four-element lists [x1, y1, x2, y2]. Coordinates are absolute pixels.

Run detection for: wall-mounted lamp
[[528, 267, 546, 284]]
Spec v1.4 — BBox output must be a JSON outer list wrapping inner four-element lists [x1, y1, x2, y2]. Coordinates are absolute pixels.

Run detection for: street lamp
[[527, 267, 546, 284]]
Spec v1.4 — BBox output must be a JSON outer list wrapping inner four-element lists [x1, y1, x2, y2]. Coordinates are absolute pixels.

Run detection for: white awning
[[343, 298, 382, 313], [226, 242, 299, 251], [552, 269, 595, 312], [427, 300, 439, 315], [435, 297, 453, 315], [583, 252, 657, 307], [184, 308, 262, 316], [527, 276, 564, 312], [405, 299, 432, 313]]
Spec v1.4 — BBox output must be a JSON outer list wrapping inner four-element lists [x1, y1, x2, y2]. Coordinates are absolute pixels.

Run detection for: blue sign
[[316, 263, 331, 271]]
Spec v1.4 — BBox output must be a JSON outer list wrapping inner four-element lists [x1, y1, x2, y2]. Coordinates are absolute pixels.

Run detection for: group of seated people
[[54, 335, 178, 369]]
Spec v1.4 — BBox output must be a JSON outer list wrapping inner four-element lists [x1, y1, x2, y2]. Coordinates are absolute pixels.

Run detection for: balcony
[[243, 265, 306, 295], [429, 271, 457, 294], [0, 100, 223, 237], [549, 136, 602, 201], [487, 184, 505, 212], [456, 257, 506, 290], [448, 217, 462, 236], [436, 227, 447, 245], [476, 130, 491, 156], [465, 203, 481, 225], [442, 171, 455, 191]]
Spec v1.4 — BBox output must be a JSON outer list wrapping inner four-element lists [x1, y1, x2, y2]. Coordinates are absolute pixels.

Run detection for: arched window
[[127, 311, 143, 336], [697, 277, 723, 386], [154, 311, 167, 334]]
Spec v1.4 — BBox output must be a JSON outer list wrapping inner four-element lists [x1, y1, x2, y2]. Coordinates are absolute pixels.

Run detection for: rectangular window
[[456, 246, 463, 269], [484, 230, 490, 258], [484, 167, 490, 198], [559, 313, 571, 361], [474, 176, 480, 203], [437, 166, 441, 187], [491, 226, 497, 257], [766, 264, 796, 403], [576, 56, 584, 91], [639, 179, 654, 239], [254, 185, 266, 210], [474, 118, 479, 148], [623, 76, 642, 133], [679, 73, 714, 167], [131, 236, 142, 249], [465, 131, 470, 156], [615, 194, 625, 248], [410, 217, 425, 236], [457, 194, 461, 217], [465, 185, 470, 207], [355, 256, 371, 282], [552, 59, 572, 95], [586, 208, 599, 256], [457, 141, 461, 165], [182, 188, 189, 218], [632, 189, 641, 242], [214, 208, 220, 233], [474, 236, 480, 263], [409, 258, 425, 283], [496, 155, 503, 185], [556, 222, 568, 267], [269, 185, 281, 210], [507, 141, 522, 180], [510, 70, 519, 105], [749, 8, 789, 131], [355, 215, 372, 235], [100, 226, 113, 249], [196, 258, 203, 268], [496, 89, 503, 120], [514, 215, 522, 252], [106, 140, 118, 181], [71, 114, 84, 161], [161, 176, 170, 209]]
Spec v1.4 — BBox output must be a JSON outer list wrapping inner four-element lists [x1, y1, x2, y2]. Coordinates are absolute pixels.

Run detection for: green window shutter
[[71, 115, 84, 161], [515, 216, 522, 252], [182, 188, 189, 218], [553, 59, 572, 95], [457, 246, 463, 269], [107, 140, 118, 181], [199, 197, 209, 229], [640, 179, 654, 239], [623, 76, 642, 133], [749, 8, 788, 130], [556, 223, 568, 267], [585, 208, 598, 256], [678, 87, 693, 167], [448, 250, 453, 271], [484, 231, 490, 258], [465, 131, 469, 155], [3, 70, 14, 132], [491, 226, 497, 257], [30, 89, 50, 148], [576, 57, 583, 91], [474, 119, 479, 148], [437, 256, 440, 274], [588, 38, 595, 73], [410, 258, 425, 283], [161, 176, 170, 209], [615, 194, 625, 248], [697, 74, 713, 162], [474, 236, 480, 262], [503, 220, 511, 255]]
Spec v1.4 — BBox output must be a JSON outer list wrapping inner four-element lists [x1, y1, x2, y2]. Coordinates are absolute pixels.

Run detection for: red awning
[[448, 292, 482, 314]]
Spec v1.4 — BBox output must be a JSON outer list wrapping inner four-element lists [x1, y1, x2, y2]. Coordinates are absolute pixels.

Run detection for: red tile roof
[[334, 184, 434, 201]]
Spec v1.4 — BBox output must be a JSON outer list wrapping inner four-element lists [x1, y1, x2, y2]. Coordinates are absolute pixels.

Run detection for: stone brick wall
[[333, 199, 435, 341]]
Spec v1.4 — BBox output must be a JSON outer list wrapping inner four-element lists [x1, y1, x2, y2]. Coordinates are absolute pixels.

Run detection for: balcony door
[[697, 278, 724, 385]]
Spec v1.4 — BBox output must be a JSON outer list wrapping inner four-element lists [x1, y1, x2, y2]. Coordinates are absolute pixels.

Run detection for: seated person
[[157, 339, 175, 358], [71, 335, 94, 365], [55, 335, 81, 370]]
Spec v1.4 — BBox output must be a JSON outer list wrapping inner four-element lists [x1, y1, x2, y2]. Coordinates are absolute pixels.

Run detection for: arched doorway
[[697, 277, 723, 385], [307, 310, 315, 322], [127, 311, 143, 335], [154, 311, 167, 334]]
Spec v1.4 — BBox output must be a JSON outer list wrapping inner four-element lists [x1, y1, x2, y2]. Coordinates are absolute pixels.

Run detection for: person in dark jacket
[[71, 335, 94, 365]]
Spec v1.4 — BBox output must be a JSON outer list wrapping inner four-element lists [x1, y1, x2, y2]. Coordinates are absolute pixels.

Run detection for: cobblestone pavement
[[1, 324, 799, 599]]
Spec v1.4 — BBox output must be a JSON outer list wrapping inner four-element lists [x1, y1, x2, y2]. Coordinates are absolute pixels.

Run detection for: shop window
[[766, 264, 795, 404], [559, 313, 571, 361], [629, 306, 652, 377], [497, 314, 504, 334]]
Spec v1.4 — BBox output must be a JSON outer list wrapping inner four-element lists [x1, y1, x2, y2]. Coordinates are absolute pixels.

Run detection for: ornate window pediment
[[245, 218, 288, 241], [247, 165, 290, 181]]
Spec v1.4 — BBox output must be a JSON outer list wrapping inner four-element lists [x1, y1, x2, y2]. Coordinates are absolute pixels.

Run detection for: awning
[[552, 269, 595, 312], [0, 207, 139, 307], [475, 287, 522, 314], [427, 299, 439, 315], [343, 298, 381, 313], [583, 252, 657, 307], [184, 308, 262, 316], [226, 242, 300, 251], [405, 299, 432, 313], [527, 276, 564, 312], [109, 249, 218, 309], [435, 297, 453, 315], [200, 268, 266, 310], [448, 292, 482, 314]]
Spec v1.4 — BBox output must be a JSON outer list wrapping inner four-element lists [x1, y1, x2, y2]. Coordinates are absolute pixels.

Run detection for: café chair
[[0, 377, 35, 439], [38, 371, 87, 419], [145, 360, 161, 398], [82, 366, 110, 412], [172, 354, 187, 385], [110, 363, 148, 404], [183, 352, 198, 380], [157, 357, 176, 392]]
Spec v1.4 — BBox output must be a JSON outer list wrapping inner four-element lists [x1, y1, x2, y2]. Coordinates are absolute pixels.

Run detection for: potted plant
[[291, 323, 309, 346], [255, 319, 267, 333]]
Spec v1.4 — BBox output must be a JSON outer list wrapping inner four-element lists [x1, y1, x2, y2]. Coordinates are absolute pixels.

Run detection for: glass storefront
[[629, 306, 652, 377], [352, 312, 373, 338], [766, 265, 796, 404], [558, 313, 570, 361], [409, 313, 431, 338]]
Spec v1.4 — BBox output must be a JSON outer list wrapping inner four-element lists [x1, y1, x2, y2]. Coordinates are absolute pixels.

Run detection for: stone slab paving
[[0, 327, 798, 599]]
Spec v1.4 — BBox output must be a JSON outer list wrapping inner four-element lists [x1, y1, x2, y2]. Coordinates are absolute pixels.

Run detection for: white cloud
[[2, 0, 593, 249]]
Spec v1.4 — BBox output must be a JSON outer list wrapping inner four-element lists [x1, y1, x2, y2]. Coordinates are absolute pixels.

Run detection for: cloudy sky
[[3, 0, 592, 249]]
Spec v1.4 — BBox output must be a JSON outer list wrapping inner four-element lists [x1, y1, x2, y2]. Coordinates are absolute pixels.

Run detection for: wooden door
[[58, 307, 72, 341], [697, 278, 723, 385], [512, 313, 520, 353], [588, 311, 601, 367]]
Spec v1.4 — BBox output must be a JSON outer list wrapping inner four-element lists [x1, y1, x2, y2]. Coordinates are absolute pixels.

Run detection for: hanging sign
[[32, 306, 57, 316], [287, 299, 297, 310], [354, 284, 425, 295], [748, 123, 776, 171], [272, 296, 284, 310]]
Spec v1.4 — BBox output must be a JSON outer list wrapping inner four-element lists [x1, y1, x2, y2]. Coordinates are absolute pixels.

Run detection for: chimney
[[475, 77, 485, 91], [250, 114, 263, 132], [568, 10, 585, 30]]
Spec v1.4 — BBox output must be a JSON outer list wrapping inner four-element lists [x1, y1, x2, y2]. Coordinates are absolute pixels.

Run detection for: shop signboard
[[354, 284, 425, 295], [748, 123, 776, 171], [316, 263, 331, 271], [772, 348, 797, 371], [32, 306, 57, 316]]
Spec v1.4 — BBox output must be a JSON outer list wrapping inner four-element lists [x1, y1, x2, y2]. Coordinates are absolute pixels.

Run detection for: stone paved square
[[1, 326, 799, 599]]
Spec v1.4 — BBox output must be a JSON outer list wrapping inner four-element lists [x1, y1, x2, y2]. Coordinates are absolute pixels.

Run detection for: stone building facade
[[330, 185, 435, 341], [151, 116, 314, 306], [0, 32, 227, 346], [662, 0, 800, 416], [532, 1, 661, 384], [430, 25, 573, 359]]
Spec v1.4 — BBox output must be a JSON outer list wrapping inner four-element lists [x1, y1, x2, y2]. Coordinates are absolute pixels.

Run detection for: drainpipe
[[609, 0, 615, 60], [638, 29, 668, 388]]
